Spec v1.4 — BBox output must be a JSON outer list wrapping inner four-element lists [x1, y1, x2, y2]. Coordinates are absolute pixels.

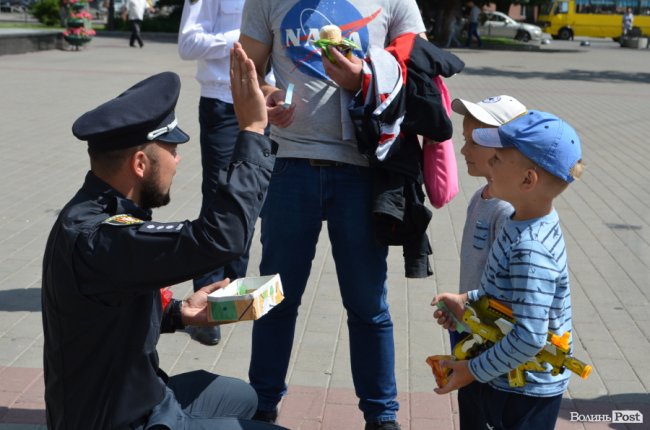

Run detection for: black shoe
[[188, 325, 221, 346], [252, 408, 278, 424], [365, 420, 401, 430]]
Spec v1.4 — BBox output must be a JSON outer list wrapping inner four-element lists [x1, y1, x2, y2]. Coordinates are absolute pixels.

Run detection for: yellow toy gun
[[436, 296, 592, 388]]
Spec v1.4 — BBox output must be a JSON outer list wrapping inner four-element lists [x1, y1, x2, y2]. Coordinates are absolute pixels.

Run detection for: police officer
[[41, 44, 286, 430]]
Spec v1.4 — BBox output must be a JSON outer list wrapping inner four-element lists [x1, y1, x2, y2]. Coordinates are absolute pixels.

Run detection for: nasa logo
[[280, 0, 378, 79]]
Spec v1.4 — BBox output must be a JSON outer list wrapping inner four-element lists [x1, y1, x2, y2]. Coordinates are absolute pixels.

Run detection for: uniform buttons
[[263, 150, 270, 157]]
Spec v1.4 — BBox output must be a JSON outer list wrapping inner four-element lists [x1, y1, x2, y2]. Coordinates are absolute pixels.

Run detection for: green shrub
[[141, 15, 180, 33], [30, 0, 61, 27], [114, 11, 181, 33]]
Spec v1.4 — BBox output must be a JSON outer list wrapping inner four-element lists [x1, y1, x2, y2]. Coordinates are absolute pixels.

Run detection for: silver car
[[480, 11, 544, 42]]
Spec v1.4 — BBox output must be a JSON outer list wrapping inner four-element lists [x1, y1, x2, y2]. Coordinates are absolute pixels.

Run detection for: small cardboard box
[[207, 274, 283, 323]]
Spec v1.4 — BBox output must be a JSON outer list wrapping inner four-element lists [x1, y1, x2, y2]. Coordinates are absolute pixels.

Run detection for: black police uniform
[[41, 72, 282, 430]]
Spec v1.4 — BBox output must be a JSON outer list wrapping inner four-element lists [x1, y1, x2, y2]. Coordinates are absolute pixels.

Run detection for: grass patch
[[461, 36, 528, 46], [481, 36, 528, 46], [0, 22, 63, 29]]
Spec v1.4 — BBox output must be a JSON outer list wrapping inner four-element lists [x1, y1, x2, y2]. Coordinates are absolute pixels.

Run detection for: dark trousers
[[466, 22, 482, 48], [129, 19, 143, 47], [458, 381, 562, 430], [193, 97, 248, 291], [138, 370, 288, 429]]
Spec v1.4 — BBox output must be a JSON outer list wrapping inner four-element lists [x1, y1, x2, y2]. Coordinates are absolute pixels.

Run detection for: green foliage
[[113, 9, 181, 33], [30, 0, 61, 27], [141, 14, 181, 33]]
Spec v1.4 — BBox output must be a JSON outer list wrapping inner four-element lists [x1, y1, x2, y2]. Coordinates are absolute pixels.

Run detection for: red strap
[[160, 288, 173, 311]]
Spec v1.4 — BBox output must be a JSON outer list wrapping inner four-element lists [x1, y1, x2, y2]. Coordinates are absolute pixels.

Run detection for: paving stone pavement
[[0, 36, 648, 430]]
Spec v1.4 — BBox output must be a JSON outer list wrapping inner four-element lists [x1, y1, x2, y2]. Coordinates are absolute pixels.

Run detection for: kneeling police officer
[[41, 44, 285, 430]]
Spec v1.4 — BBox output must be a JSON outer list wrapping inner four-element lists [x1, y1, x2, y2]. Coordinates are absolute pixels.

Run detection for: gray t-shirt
[[459, 185, 513, 294], [241, 0, 425, 166]]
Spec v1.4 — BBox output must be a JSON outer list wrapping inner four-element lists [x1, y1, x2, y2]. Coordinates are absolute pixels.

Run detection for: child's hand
[[431, 293, 467, 331], [433, 359, 476, 395]]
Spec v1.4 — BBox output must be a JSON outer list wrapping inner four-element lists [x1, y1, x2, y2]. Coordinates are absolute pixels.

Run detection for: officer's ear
[[130, 144, 157, 179], [131, 150, 148, 179]]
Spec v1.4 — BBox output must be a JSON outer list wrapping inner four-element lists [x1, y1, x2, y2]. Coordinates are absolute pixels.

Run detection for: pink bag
[[423, 76, 459, 209]]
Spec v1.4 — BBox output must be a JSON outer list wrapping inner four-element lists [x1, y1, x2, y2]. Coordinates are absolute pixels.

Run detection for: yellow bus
[[538, 0, 650, 39]]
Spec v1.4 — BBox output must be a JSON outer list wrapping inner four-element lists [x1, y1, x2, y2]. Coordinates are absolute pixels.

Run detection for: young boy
[[448, 95, 526, 348], [432, 110, 584, 430]]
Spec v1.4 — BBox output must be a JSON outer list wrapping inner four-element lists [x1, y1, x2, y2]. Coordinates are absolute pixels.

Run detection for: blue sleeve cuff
[[467, 289, 480, 302]]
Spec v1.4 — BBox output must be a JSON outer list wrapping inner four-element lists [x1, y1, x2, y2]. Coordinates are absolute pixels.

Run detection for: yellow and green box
[[207, 274, 283, 323]]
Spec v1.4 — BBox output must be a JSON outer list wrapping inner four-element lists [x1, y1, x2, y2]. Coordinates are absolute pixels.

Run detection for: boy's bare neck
[[481, 184, 491, 199], [510, 198, 554, 221]]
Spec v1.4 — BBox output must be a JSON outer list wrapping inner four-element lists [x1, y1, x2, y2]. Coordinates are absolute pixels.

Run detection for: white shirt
[[127, 0, 146, 21], [178, 0, 243, 102]]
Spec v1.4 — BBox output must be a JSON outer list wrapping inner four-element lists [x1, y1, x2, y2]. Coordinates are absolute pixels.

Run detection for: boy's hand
[[321, 46, 363, 92], [431, 293, 467, 331], [433, 359, 476, 394]]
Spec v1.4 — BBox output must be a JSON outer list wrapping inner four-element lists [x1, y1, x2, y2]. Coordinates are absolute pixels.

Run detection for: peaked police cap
[[72, 71, 189, 151]]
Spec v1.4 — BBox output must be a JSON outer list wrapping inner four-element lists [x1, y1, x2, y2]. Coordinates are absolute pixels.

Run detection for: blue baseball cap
[[472, 110, 582, 183]]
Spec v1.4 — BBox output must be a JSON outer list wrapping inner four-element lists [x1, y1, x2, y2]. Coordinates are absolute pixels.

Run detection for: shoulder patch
[[138, 221, 184, 234], [103, 214, 144, 226]]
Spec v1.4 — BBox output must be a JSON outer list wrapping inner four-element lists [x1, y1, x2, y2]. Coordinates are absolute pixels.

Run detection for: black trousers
[[129, 19, 143, 47], [458, 381, 562, 430], [193, 97, 248, 291], [138, 370, 288, 430]]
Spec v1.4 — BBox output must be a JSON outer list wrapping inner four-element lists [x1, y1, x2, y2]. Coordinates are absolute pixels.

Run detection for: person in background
[[622, 7, 634, 38], [445, 12, 463, 49], [465, 0, 482, 48], [126, 0, 146, 47], [177, 0, 247, 347], [239, 0, 426, 428]]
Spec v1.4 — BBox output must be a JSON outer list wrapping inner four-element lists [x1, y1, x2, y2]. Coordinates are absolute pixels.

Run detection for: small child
[[447, 95, 525, 348], [432, 110, 584, 430]]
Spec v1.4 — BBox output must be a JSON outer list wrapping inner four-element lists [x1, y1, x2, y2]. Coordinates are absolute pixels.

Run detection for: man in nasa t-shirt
[[239, 1, 426, 428]]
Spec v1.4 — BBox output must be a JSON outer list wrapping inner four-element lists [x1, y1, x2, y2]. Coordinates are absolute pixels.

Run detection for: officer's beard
[[139, 164, 171, 210]]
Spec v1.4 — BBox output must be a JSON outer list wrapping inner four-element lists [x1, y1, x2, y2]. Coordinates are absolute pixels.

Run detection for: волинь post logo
[[570, 410, 643, 424]]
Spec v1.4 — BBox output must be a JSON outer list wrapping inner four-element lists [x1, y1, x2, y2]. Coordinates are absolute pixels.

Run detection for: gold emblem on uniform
[[103, 214, 144, 226]]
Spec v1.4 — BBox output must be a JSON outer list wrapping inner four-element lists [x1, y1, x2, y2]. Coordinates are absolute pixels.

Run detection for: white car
[[479, 11, 544, 42]]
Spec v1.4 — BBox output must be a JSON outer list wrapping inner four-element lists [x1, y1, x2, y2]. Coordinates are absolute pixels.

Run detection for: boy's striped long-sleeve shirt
[[467, 209, 572, 397]]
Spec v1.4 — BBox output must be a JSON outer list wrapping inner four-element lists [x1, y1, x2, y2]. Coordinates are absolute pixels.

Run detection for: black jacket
[[41, 131, 274, 430], [350, 34, 464, 278]]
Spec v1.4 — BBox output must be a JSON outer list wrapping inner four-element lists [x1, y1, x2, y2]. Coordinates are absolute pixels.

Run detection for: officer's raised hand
[[181, 278, 230, 327], [230, 42, 267, 134]]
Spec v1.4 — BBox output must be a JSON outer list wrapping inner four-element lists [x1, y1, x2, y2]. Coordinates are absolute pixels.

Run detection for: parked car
[[479, 11, 544, 42], [1, 0, 32, 13]]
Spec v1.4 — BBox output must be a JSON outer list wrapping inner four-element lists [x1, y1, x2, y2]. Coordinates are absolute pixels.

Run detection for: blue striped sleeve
[[469, 240, 560, 383]]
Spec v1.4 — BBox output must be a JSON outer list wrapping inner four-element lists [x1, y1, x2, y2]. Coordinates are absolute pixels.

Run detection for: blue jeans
[[248, 158, 398, 422], [466, 22, 482, 48], [193, 97, 249, 290]]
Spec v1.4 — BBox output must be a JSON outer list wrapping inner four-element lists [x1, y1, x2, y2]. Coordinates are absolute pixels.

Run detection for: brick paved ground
[[0, 36, 648, 429]]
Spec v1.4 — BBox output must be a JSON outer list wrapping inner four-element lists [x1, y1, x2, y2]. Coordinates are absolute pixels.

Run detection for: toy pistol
[[436, 297, 592, 388]]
